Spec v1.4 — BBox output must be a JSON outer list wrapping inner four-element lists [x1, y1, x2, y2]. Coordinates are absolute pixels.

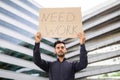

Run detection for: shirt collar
[[57, 58, 66, 62]]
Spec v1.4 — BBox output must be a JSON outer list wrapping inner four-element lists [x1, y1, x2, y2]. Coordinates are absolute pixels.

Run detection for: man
[[33, 32, 88, 80]]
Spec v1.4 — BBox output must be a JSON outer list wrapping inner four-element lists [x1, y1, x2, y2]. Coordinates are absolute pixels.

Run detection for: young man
[[33, 32, 88, 80]]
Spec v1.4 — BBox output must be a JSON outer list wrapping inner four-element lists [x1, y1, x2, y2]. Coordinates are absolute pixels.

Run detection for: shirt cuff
[[80, 44, 86, 50], [80, 44, 85, 47], [35, 42, 40, 48]]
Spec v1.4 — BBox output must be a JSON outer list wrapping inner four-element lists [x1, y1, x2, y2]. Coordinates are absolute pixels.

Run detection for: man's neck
[[58, 57, 65, 62]]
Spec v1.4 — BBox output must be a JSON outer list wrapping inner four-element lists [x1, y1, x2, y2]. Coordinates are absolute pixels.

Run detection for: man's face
[[55, 43, 67, 57]]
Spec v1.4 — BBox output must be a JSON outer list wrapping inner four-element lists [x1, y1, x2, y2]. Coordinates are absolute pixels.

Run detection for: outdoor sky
[[34, 0, 108, 13]]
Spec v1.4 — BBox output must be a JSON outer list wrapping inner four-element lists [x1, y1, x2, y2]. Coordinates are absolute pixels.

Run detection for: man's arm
[[33, 32, 49, 72], [73, 32, 88, 72]]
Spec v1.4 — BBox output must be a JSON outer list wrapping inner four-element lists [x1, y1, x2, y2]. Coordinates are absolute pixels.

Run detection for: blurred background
[[0, 0, 120, 80]]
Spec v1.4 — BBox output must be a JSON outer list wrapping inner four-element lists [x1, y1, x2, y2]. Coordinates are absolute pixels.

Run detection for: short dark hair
[[54, 40, 65, 48]]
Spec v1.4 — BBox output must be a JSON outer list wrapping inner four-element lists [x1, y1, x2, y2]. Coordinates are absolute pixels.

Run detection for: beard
[[57, 54, 65, 57]]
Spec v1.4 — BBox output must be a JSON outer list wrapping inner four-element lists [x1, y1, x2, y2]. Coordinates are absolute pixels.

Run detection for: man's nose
[[59, 48, 62, 50], [59, 47, 63, 50]]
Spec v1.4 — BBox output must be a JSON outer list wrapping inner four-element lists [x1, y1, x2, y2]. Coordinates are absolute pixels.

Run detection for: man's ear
[[55, 49, 57, 54], [65, 48, 67, 53]]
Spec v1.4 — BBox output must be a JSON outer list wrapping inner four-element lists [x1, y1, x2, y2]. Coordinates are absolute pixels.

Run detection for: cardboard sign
[[39, 7, 83, 38]]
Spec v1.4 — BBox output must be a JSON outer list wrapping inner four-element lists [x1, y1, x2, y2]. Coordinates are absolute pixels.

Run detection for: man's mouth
[[59, 51, 63, 53]]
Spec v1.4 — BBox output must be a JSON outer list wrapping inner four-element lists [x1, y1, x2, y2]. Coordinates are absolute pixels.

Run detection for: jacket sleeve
[[72, 44, 88, 73], [33, 43, 50, 72]]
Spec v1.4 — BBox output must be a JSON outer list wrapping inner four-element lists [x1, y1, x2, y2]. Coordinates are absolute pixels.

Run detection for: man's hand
[[77, 32, 86, 45], [35, 32, 41, 43]]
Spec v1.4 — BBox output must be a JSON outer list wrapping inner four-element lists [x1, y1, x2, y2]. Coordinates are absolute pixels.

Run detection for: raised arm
[[33, 32, 49, 72], [73, 32, 88, 72]]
